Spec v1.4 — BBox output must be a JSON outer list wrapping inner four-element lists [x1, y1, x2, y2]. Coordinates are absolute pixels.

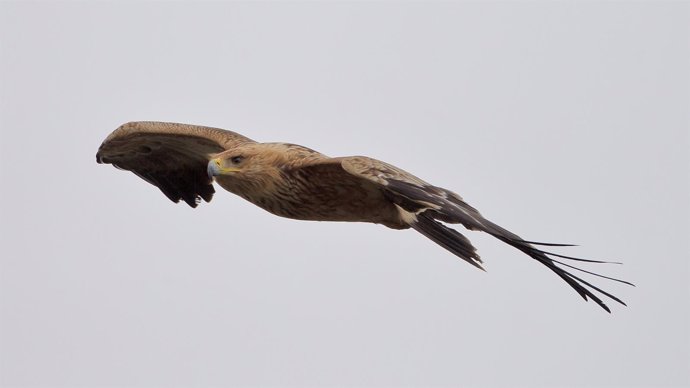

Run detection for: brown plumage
[[97, 121, 632, 312]]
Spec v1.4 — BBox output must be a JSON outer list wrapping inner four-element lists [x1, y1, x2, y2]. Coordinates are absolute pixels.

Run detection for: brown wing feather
[[339, 156, 483, 266], [96, 121, 255, 207], [340, 156, 630, 312]]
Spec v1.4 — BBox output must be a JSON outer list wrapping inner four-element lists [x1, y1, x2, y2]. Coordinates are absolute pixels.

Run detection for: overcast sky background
[[1, 2, 688, 387]]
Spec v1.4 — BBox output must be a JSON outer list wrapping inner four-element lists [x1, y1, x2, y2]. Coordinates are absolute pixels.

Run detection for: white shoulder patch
[[395, 204, 418, 224]]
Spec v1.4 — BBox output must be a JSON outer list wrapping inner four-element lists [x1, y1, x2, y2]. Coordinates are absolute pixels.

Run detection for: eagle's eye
[[230, 155, 244, 164]]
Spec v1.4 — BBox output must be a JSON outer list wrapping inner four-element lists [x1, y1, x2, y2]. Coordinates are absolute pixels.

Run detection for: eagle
[[96, 121, 631, 312]]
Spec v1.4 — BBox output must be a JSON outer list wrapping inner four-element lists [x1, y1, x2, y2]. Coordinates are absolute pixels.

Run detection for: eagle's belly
[[246, 179, 405, 229]]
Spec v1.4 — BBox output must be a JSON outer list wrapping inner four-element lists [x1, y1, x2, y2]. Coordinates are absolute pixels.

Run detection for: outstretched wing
[[340, 156, 632, 312], [339, 156, 484, 265], [96, 121, 256, 207]]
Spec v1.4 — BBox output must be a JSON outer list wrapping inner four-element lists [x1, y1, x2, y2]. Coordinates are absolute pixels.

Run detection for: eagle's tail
[[409, 210, 632, 313], [410, 212, 484, 271]]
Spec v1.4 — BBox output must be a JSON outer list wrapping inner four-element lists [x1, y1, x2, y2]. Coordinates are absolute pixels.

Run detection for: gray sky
[[1, 2, 688, 387]]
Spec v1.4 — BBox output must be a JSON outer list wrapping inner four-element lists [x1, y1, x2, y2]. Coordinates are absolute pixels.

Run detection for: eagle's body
[[219, 162, 404, 228], [211, 144, 405, 228], [97, 121, 631, 312]]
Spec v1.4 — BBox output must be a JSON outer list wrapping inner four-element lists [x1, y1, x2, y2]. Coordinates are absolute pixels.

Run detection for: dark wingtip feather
[[463, 215, 632, 312], [532, 248, 623, 265], [513, 239, 578, 247], [549, 258, 635, 286], [492, 232, 630, 312]]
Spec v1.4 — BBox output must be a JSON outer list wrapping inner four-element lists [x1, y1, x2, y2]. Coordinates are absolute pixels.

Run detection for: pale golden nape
[[97, 121, 633, 312]]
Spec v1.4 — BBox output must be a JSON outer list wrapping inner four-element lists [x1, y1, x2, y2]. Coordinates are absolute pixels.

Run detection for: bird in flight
[[96, 121, 631, 312]]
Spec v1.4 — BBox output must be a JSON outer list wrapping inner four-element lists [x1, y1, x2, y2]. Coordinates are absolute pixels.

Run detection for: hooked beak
[[207, 159, 222, 178], [207, 158, 240, 178]]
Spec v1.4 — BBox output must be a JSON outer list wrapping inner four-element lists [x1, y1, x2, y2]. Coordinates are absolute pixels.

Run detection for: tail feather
[[415, 208, 631, 313], [410, 212, 484, 270], [382, 179, 630, 312]]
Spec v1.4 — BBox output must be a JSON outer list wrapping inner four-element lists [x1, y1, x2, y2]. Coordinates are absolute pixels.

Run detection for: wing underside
[[96, 121, 255, 207]]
